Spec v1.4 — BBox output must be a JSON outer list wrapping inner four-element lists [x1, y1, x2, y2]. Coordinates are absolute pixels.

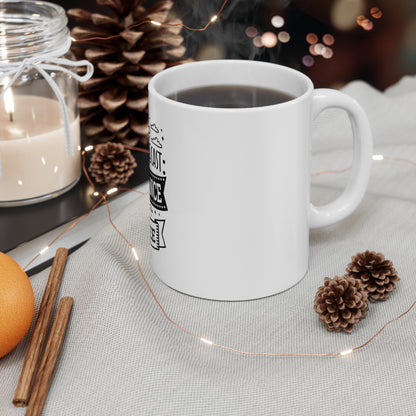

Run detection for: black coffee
[[167, 85, 295, 108]]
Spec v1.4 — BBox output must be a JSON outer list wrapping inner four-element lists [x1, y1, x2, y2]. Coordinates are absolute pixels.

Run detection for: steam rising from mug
[[176, 0, 285, 61]]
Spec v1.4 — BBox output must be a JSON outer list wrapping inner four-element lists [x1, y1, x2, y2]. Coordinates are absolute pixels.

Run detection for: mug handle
[[309, 89, 373, 229]]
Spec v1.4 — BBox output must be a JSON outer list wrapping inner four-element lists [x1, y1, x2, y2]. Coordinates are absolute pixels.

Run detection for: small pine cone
[[346, 250, 400, 302], [88, 142, 137, 186], [314, 276, 368, 334]]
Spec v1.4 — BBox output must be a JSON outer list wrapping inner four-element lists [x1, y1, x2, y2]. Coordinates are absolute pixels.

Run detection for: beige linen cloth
[[1, 76, 416, 415]]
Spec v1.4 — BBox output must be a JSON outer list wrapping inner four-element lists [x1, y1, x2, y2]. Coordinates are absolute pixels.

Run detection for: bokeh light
[[308, 40, 335, 59], [309, 44, 318, 56], [314, 43, 326, 55], [271, 15, 285, 28], [302, 55, 314, 67], [253, 36, 263, 48], [306, 33, 318, 45], [278, 31, 290, 43], [362, 20, 374, 31], [370, 7, 382, 19], [356, 15, 374, 30], [331, 0, 365, 31], [356, 15, 367, 26], [322, 47, 334, 59], [322, 34, 335, 46], [245, 26, 258, 38], [261, 32, 278, 48]]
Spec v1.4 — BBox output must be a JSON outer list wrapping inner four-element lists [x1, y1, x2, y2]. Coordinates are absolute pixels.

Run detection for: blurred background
[[62, 0, 416, 90]]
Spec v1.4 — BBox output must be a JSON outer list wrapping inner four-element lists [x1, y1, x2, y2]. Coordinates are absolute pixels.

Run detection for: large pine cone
[[89, 142, 137, 186], [314, 276, 368, 334], [68, 0, 191, 148], [346, 250, 400, 302]]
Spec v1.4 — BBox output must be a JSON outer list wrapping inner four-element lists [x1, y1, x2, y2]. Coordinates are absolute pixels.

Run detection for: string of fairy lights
[[21, 145, 416, 358], [70, 0, 387, 71], [71, 0, 229, 43], [20, 0, 416, 358]]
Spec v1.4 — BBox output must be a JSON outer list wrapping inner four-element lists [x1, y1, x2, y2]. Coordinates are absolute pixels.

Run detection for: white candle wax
[[0, 95, 81, 203]]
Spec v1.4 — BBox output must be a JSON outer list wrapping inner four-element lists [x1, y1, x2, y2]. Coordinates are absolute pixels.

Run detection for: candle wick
[[9, 112, 13, 122]]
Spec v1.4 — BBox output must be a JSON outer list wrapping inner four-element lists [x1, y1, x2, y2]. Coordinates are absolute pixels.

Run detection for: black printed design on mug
[[149, 171, 167, 211], [149, 121, 167, 250], [150, 218, 166, 250]]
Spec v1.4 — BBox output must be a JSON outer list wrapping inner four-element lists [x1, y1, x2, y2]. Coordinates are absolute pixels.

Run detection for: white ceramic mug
[[148, 60, 372, 301]]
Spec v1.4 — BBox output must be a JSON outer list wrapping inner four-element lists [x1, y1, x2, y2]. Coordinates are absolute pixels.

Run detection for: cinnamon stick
[[26, 297, 74, 416], [13, 248, 69, 407]]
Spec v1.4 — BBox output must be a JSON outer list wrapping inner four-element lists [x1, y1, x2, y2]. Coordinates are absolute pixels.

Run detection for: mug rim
[[148, 59, 314, 112]]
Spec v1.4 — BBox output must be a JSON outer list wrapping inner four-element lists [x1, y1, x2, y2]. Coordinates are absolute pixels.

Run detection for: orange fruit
[[0, 252, 34, 358]]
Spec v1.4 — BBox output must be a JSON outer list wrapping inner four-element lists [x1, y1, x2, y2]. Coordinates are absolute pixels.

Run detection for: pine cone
[[346, 250, 400, 302], [88, 142, 137, 186], [68, 0, 192, 148], [314, 276, 368, 334]]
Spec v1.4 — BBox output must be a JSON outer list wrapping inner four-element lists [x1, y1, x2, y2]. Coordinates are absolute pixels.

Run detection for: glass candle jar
[[0, 1, 92, 206]]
